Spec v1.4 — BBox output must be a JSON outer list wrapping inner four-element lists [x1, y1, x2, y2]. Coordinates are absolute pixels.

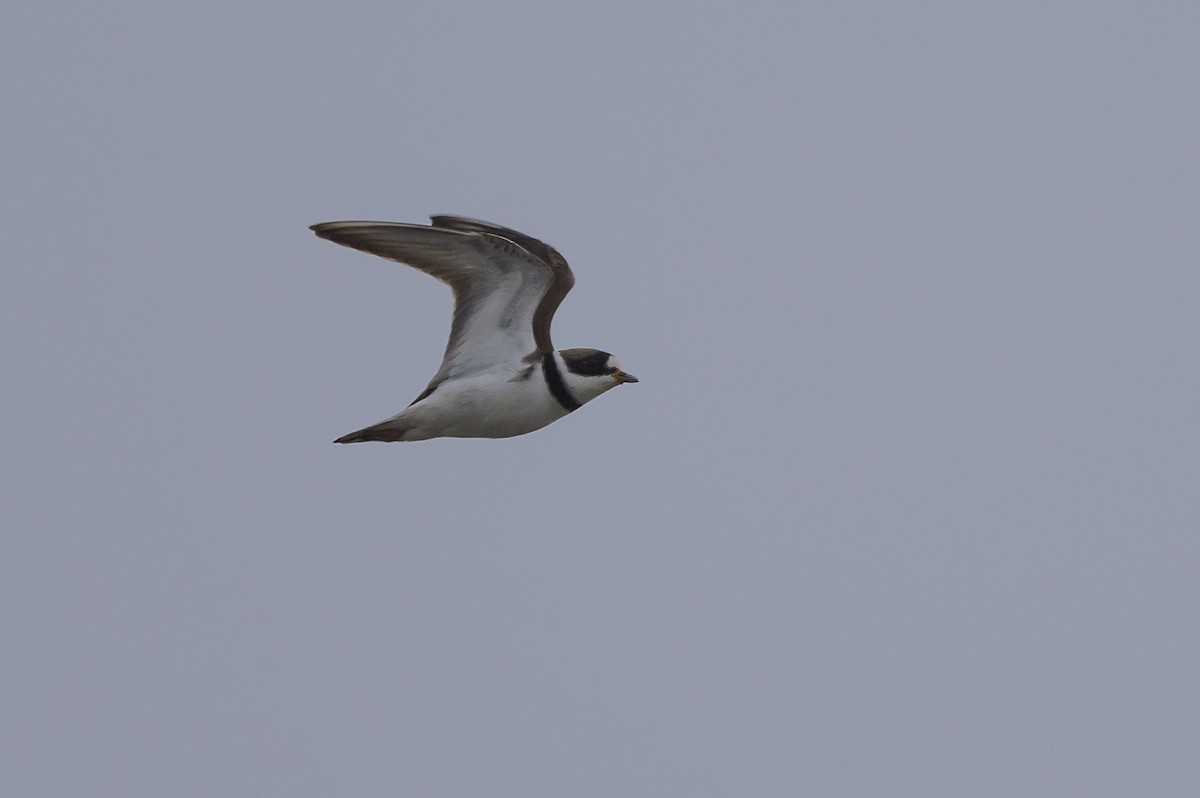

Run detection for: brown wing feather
[[430, 215, 574, 352], [310, 220, 555, 395]]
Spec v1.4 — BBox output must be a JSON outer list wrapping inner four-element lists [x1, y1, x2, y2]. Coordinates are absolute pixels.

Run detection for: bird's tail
[[334, 420, 412, 443]]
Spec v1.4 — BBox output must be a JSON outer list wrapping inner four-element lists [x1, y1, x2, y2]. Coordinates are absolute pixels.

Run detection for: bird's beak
[[614, 370, 639, 384]]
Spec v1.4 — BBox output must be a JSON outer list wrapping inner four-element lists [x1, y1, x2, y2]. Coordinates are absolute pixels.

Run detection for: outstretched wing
[[310, 220, 571, 392], [430, 215, 575, 353]]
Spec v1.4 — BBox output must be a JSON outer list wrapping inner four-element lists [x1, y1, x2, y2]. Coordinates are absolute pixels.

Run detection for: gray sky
[[3, 2, 1198, 796]]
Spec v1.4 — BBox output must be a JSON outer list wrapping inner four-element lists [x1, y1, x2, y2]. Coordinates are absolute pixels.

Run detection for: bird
[[310, 215, 638, 443]]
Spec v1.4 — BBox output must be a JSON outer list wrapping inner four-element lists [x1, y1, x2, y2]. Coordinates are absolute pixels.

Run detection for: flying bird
[[311, 215, 638, 443]]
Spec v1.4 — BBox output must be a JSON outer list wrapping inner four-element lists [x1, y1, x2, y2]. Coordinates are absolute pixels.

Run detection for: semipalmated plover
[[311, 215, 637, 442]]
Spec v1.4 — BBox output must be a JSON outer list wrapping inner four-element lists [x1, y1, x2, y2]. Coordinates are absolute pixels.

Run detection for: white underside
[[382, 363, 571, 440]]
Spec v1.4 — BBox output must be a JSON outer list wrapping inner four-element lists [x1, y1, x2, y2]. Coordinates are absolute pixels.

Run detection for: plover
[[311, 215, 638, 443]]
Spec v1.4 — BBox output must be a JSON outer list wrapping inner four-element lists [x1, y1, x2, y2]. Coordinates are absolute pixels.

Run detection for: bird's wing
[[430, 215, 575, 353], [310, 220, 572, 392]]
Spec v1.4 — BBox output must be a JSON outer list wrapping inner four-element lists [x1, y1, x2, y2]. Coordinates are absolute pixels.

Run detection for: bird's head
[[558, 347, 638, 404]]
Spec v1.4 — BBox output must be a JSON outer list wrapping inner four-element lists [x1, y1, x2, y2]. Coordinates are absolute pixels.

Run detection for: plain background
[[3, 2, 1197, 796]]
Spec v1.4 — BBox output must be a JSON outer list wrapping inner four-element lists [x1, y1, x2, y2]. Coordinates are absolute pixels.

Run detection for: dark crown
[[559, 348, 613, 377]]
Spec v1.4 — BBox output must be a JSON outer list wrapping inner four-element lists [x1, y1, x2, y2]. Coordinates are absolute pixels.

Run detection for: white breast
[[398, 365, 569, 440]]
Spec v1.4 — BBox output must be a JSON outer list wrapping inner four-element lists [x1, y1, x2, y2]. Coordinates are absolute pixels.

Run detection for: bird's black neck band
[[542, 352, 581, 412]]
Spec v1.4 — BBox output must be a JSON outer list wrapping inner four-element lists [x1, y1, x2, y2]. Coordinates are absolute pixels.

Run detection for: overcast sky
[[3, 2, 1198, 796]]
